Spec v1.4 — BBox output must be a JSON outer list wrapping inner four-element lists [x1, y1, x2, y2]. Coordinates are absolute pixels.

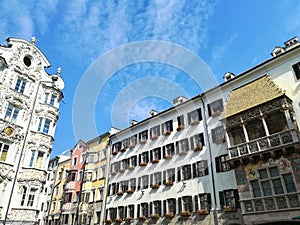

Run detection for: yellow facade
[[49, 157, 70, 223], [79, 132, 110, 225]]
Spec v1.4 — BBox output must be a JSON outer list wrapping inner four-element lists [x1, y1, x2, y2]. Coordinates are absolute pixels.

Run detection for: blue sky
[[1, 0, 300, 156]]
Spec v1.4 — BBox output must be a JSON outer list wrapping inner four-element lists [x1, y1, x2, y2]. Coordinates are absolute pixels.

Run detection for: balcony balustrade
[[228, 129, 300, 160], [241, 192, 300, 214]]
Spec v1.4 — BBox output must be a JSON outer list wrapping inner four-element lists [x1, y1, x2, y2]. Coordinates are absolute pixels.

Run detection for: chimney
[[130, 120, 138, 126], [223, 72, 235, 82], [149, 109, 158, 117], [173, 96, 188, 106]]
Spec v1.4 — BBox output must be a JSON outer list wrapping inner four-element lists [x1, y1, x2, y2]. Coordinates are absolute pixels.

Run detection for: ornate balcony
[[240, 192, 300, 214], [228, 129, 300, 160]]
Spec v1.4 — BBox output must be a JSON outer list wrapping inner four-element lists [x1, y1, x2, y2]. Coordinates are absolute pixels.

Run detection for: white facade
[[0, 37, 64, 225], [106, 94, 241, 225]]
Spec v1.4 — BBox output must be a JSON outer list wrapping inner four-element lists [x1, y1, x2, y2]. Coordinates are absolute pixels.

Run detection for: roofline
[[110, 40, 300, 139], [86, 131, 110, 145], [6, 37, 51, 68]]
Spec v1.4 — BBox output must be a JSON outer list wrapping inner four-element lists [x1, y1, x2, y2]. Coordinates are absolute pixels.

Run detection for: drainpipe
[[200, 95, 218, 225]]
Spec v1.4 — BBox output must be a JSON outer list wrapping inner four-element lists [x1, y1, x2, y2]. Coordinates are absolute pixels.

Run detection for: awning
[[222, 75, 285, 119]]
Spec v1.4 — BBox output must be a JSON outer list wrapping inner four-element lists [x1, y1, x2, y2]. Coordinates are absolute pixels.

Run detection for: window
[[212, 126, 225, 144], [0, 142, 9, 162], [162, 120, 173, 135], [176, 138, 189, 154], [163, 168, 175, 183], [21, 186, 27, 206], [163, 198, 176, 215], [293, 62, 300, 79], [139, 130, 148, 143], [193, 160, 208, 177], [188, 108, 202, 125], [72, 157, 78, 166], [139, 175, 149, 189], [129, 135, 137, 147], [84, 192, 90, 203], [178, 196, 193, 212], [128, 205, 134, 218], [15, 78, 26, 93], [102, 148, 107, 159], [141, 203, 149, 217], [100, 166, 106, 178], [250, 167, 296, 198], [120, 180, 129, 192], [190, 133, 205, 150], [109, 208, 117, 221], [150, 125, 160, 139], [129, 156, 137, 167], [163, 143, 175, 158], [111, 162, 120, 174], [139, 152, 149, 165], [37, 118, 52, 134], [151, 172, 162, 186], [44, 93, 49, 104], [216, 155, 231, 172], [97, 188, 103, 201], [208, 99, 224, 117], [121, 138, 129, 150], [129, 178, 136, 191], [5, 104, 20, 123], [153, 200, 162, 216], [27, 188, 37, 207], [50, 94, 57, 106], [219, 189, 239, 209], [69, 172, 76, 181], [118, 206, 125, 219], [177, 115, 185, 128], [178, 164, 192, 181], [150, 147, 161, 162], [112, 142, 121, 154], [199, 193, 211, 210], [120, 158, 129, 171], [35, 151, 44, 168]]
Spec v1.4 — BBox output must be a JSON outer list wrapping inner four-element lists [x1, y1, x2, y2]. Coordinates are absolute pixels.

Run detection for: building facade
[[105, 94, 242, 225], [0, 37, 64, 225], [79, 132, 110, 225], [219, 37, 300, 224], [47, 154, 70, 225]]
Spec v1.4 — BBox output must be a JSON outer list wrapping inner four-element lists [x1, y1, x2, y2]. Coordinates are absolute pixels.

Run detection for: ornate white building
[[0, 37, 64, 225]]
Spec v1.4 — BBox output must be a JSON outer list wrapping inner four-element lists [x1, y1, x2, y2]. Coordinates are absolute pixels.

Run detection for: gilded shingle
[[223, 75, 285, 118]]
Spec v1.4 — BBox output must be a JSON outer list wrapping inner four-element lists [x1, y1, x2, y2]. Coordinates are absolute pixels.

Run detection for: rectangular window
[[212, 126, 225, 144], [150, 147, 161, 162], [182, 164, 192, 180], [129, 178, 136, 191], [29, 150, 36, 167], [15, 78, 26, 93], [72, 156, 78, 166], [0, 142, 9, 162], [140, 175, 149, 189], [36, 151, 44, 168], [293, 62, 300, 80], [199, 193, 211, 210], [162, 120, 173, 135], [167, 198, 176, 214], [21, 186, 27, 206], [141, 203, 149, 217], [193, 160, 208, 177], [150, 125, 160, 139], [216, 155, 231, 172], [27, 188, 37, 207], [177, 115, 185, 128], [151, 172, 162, 186], [130, 156, 137, 167], [44, 93, 49, 104], [129, 135, 137, 147], [50, 94, 57, 106], [187, 108, 202, 125], [139, 130, 148, 143], [128, 205, 134, 218], [190, 133, 205, 150], [153, 200, 162, 215], [163, 168, 175, 184], [176, 138, 189, 154], [112, 142, 121, 154], [180, 196, 193, 212], [251, 180, 261, 197], [43, 119, 51, 133], [163, 143, 175, 158], [219, 189, 239, 209], [139, 152, 149, 165], [283, 174, 297, 193], [208, 99, 224, 117], [5, 104, 20, 123]]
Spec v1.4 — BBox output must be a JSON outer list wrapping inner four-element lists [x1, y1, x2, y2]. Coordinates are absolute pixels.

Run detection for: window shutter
[[170, 121, 173, 131], [150, 150, 153, 162], [207, 104, 212, 117], [158, 148, 161, 159], [219, 191, 225, 209], [137, 204, 140, 217], [192, 163, 197, 178], [188, 112, 191, 124], [188, 196, 193, 212], [190, 137, 194, 150], [137, 177, 141, 190], [163, 171, 166, 184], [149, 202, 153, 216], [204, 160, 209, 176], [158, 173, 162, 185], [163, 200, 166, 215], [176, 142, 179, 154], [177, 167, 181, 182], [108, 185, 111, 196], [234, 189, 240, 208], [150, 174, 153, 186], [197, 108, 202, 121], [212, 128, 216, 143], [124, 206, 127, 219], [162, 146, 166, 158], [139, 154, 142, 164], [215, 157, 221, 172], [178, 198, 182, 213]]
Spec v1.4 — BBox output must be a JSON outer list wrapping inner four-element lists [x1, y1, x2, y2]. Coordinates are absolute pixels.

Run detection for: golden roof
[[223, 75, 285, 118]]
